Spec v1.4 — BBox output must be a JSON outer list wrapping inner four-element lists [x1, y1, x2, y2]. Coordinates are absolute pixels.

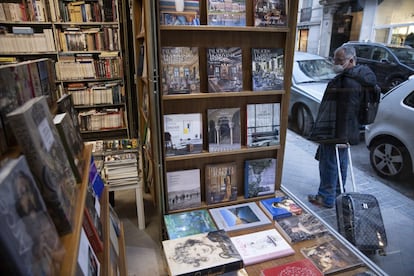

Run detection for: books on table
[[244, 158, 276, 199], [166, 168, 201, 211], [259, 196, 302, 220], [207, 107, 241, 152], [260, 258, 322, 276], [205, 162, 237, 205]]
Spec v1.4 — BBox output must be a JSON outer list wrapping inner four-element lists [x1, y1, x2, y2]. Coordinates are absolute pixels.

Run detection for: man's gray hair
[[335, 45, 357, 61]]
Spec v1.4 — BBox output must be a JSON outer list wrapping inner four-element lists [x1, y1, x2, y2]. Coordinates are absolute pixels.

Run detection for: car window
[[403, 91, 414, 108], [354, 45, 372, 59], [388, 47, 414, 65], [296, 59, 336, 82], [371, 47, 388, 61]]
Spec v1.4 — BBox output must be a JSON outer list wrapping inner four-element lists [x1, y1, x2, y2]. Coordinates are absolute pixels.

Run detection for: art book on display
[[163, 209, 217, 240], [246, 102, 280, 148], [166, 169, 201, 211], [7, 96, 77, 235], [77, 228, 100, 276], [0, 156, 65, 275], [56, 93, 82, 135], [301, 235, 363, 275], [207, 107, 241, 152], [260, 258, 323, 276], [244, 158, 276, 199], [205, 162, 237, 205], [163, 113, 203, 156], [230, 228, 295, 266], [274, 211, 328, 244], [252, 48, 284, 91], [254, 0, 288, 27], [207, 47, 243, 92], [159, 0, 200, 26], [207, 0, 246, 26], [209, 202, 271, 232], [259, 196, 302, 220], [160, 47, 200, 95], [162, 230, 243, 276]]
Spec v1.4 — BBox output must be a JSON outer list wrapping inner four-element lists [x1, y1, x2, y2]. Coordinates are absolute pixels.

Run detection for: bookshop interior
[[0, 0, 393, 275]]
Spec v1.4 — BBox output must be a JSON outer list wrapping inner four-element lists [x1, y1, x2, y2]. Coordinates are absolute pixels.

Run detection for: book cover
[[77, 228, 100, 276], [254, 0, 288, 27], [209, 202, 271, 232], [207, 107, 241, 152], [0, 156, 65, 275], [56, 93, 82, 137], [159, 0, 200, 26], [259, 196, 302, 220], [163, 209, 217, 240], [7, 96, 77, 235], [301, 236, 363, 275], [207, 47, 243, 92], [244, 158, 276, 198], [163, 113, 203, 156], [82, 185, 103, 253], [160, 47, 200, 95], [88, 155, 105, 199], [246, 102, 280, 148], [260, 258, 323, 276], [54, 112, 85, 183], [230, 228, 295, 266], [207, 0, 246, 26], [205, 162, 237, 205], [162, 230, 243, 276], [251, 48, 284, 91], [274, 212, 328, 244], [166, 169, 201, 211]]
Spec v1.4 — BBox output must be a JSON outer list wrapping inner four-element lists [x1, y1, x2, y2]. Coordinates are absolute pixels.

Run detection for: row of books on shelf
[[0, 28, 56, 53], [161, 46, 284, 94], [0, 0, 50, 22], [65, 80, 125, 106], [58, 0, 118, 23], [78, 107, 125, 131], [162, 199, 364, 275], [164, 103, 280, 156], [158, 0, 288, 27]]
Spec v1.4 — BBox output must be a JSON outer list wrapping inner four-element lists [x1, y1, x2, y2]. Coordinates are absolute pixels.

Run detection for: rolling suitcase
[[335, 143, 387, 255]]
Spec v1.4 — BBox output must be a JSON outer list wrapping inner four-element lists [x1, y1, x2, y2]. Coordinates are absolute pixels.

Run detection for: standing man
[[308, 45, 377, 208]]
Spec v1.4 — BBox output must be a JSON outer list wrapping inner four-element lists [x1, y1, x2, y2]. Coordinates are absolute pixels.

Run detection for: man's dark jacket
[[309, 64, 377, 145]]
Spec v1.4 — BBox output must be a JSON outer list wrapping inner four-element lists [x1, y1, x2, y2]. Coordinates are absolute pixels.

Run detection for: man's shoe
[[308, 194, 334, 209]]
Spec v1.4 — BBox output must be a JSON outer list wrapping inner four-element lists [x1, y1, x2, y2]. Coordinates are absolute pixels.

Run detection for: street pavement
[[281, 130, 414, 276]]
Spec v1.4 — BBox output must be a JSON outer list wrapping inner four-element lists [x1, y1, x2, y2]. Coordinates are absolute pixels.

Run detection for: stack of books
[[103, 151, 140, 187]]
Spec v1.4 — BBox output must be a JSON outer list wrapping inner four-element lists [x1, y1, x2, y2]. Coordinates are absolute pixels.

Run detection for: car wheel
[[387, 78, 404, 91], [369, 137, 412, 180], [295, 105, 313, 137]]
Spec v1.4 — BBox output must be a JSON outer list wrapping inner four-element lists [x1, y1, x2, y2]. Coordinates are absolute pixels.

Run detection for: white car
[[365, 76, 414, 180], [288, 52, 337, 136]]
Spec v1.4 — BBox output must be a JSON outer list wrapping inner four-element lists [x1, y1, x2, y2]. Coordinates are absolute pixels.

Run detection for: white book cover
[[166, 169, 201, 211], [246, 103, 280, 148]]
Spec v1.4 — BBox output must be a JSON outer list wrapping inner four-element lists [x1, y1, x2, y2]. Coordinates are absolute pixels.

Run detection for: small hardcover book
[[259, 196, 302, 220], [57, 93, 82, 141], [274, 211, 328, 244], [205, 162, 238, 205], [7, 96, 77, 235], [230, 228, 295, 266], [163, 113, 203, 156], [251, 48, 284, 91], [163, 209, 217, 239], [0, 156, 65, 275], [207, 0, 246, 26], [77, 228, 101, 276], [260, 258, 323, 276], [82, 185, 103, 253], [160, 47, 200, 95], [162, 230, 243, 276], [246, 102, 280, 148], [301, 235, 363, 275], [254, 0, 288, 27], [209, 202, 271, 232], [166, 168, 201, 211], [159, 0, 200, 26], [244, 158, 276, 199], [207, 107, 241, 152], [207, 47, 243, 92]]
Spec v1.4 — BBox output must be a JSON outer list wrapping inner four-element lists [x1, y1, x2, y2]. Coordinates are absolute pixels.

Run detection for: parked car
[[343, 41, 414, 92], [365, 76, 414, 180], [288, 51, 337, 136]]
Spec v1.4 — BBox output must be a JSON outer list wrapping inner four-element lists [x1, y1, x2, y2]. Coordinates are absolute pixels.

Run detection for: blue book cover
[[259, 196, 302, 220]]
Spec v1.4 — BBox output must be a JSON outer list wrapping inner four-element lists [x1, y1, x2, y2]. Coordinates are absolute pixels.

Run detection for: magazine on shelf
[[207, 0, 246, 26], [252, 48, 284, 91], [244, 158, 276, 199], [166, 168, 201, 211], [207, 107, 241, 152], [254, 0, 288, 27], [246, 102, 280, 148]]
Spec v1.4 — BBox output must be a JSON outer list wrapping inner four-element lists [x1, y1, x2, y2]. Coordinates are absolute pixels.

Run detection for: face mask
[[333, 59, 349, 73]]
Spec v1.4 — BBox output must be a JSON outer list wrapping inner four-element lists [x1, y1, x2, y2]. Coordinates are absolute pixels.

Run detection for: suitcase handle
[[335, 143, 357, 193]]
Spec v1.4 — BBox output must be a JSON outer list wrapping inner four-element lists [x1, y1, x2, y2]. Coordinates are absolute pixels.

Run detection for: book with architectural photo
[[0, 156, 65, 275], [244, 158, 276, 199], [260, 258, 323, 276], [254, 0, 288, 27], [207, 47, 243, 92], [209, 202, 271, 232], [205, 162, 237, 205], [166, 168, 201, 211], [163, 113, 203, 156], [274, 211, 328, 244], [160, 47, 200, 95], [259, 196, 302, 220], [163, 209, 217, 240], [230, 228, 295, 266], [246, 102, 280, 148], [159, 0, 200, 26], [251, 48, 284, 91], [207, 107, 241, 152], [207, 0, 246, 26], [162, 230, 243, 276]]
